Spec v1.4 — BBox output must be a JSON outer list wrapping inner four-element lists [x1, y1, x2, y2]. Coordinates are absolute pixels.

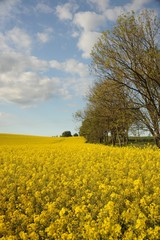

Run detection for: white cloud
[[87, 0, 110, 12], [104, 6, 124, 21], [35, 2, 53, 14], [5, 27, 32, 53], [63, 59, 89, 77], [50, 59, 89, 77], [72, 11, 105, 58], [56, 2, 79, 20], [0, 71, 66, 105], [37, 28, 53, 43], [0, 52, 72, 105], [73, 11, 105, 31], [0, 51, 48, 74], [0, 33, 10, 51], [0, 29, 91, 106], [71, 31, 79, 38], [77, 31, 101, 58], [37, 32, 49, 43], [49, 60, 62, 69], [72, 0, 153, 58], [127, 0, 152, 11], [104, 0, 152, 21], [0, 0, 21, 19]]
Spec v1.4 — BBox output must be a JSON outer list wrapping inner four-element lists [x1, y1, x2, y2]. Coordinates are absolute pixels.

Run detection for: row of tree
[[75, 10, 160, 147], [61, 131, 78, 137]]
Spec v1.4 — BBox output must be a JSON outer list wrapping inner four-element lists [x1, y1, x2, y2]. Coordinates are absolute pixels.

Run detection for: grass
[[128, 136, 155, 147]]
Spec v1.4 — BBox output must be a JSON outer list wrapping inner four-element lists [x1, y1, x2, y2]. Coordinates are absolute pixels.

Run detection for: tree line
[[75, 10, 160, 147]]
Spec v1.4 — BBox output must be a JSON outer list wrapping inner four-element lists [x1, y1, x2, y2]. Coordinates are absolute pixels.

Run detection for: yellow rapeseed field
[[0, 134, 160, 239]]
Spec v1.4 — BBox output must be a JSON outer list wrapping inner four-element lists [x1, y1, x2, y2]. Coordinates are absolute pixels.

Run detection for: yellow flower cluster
[[0, 134, 160, 239]]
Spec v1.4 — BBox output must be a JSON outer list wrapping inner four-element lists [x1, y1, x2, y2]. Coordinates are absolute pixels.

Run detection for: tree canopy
[[61, 131, 72, 137], [76, 10, 160, 147]]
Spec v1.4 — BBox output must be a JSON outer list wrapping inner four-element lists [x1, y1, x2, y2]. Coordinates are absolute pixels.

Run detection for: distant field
[[0, 133, 54, 145], [128, 136, 155, 147], [0, 134, 160, 239]]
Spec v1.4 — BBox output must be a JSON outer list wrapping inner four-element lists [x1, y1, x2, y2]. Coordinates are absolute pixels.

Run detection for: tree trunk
[[111, 130, 116, 146], [154, 134, 160, 148], [104, 131, 109, 145]]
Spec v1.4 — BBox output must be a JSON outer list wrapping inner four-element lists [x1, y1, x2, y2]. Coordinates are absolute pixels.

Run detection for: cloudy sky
[[0, 0, 159, 136]]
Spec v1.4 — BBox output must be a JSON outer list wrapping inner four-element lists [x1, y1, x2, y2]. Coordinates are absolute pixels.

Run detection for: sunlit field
[[0, 134, 160, 239]]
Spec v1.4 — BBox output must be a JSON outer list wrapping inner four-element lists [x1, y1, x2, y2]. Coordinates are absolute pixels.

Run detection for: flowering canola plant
[[0, 134, 160, 239]]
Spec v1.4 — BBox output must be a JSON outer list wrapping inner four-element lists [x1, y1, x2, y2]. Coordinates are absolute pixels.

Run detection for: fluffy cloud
[[37, 28, 53, 43], [0, 72, 64, 105], [72, 11, 105, 58], [0, 61, 71, 105], [1, 0, 153, 107], [3, 27, 32, 53], [0, 55, 90, 105], [0, 51, 48, 74], [37, 32, 49, 43], [73, 11, 105, 31], [71, 0, 153, 58], [77, 31, 101, 58], [56, 2, 78, 20], [104, 0, 152, 21], [63, 59, 89, 77], [0, 28, 91, 106], [71, 31, 79, 38], [87, 0, 110, 12], [50, 58, 89, 77], [104, 6, 124, 21], [0, 0, 21, 19], [22, 56, 91, 98]]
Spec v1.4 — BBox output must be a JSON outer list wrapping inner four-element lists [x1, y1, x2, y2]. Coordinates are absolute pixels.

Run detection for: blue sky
[[0, 0, 159, 136]]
